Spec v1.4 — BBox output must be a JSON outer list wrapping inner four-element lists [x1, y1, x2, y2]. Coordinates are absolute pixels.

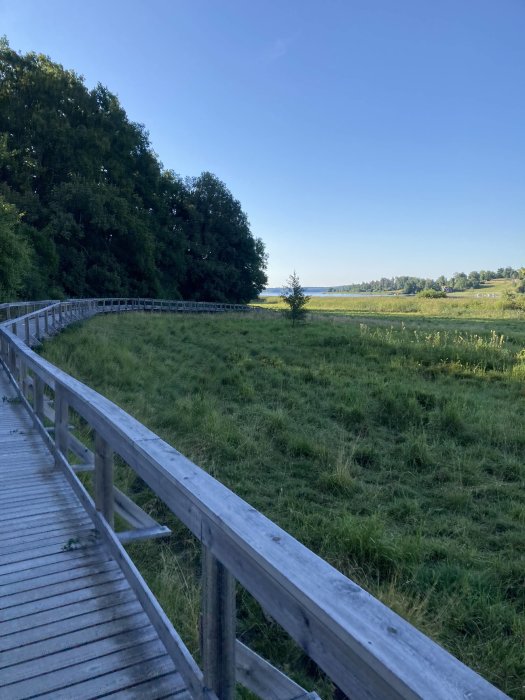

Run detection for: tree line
[[0, 39, 267, 302], [330, 267, 525, 295]]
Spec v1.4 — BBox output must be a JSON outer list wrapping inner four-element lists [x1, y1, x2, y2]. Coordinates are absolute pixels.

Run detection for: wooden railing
[[0, 300, 508, 700]]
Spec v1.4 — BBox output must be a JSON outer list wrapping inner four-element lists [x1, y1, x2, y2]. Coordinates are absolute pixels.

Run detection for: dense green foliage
[[416, 288, 447, 299], [0, 194, 30, 298], [0, 39, 266, 302], [42, 304, 525, 698], [330, 266, 524, 294]]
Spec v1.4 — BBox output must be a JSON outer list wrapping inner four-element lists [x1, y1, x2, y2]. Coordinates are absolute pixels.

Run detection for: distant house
[[443, 286, 453, 293]]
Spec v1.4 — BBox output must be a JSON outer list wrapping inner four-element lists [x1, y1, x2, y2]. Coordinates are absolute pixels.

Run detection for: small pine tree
[[281, 271, 310, 324]]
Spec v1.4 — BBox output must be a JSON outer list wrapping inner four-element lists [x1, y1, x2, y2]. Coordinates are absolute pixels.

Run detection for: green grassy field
[[256, 294, 525, 318], [40, 303, 525, 698]]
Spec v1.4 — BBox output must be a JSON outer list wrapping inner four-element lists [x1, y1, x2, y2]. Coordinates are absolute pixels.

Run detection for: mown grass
[[40, 310, 525, 698]]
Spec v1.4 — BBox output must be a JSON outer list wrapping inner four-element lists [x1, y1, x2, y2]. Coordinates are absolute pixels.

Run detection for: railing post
[[59, 303, 63, 326], [54, 385, 69, 467], [8, 337, 16, 376], [19, 360, 27, 397], [34, 375, 44, 422], [24, 317, 30, 345], [201, 546, 236, 700], [35, 313, 41, 340], [94, 432, 114, 528]]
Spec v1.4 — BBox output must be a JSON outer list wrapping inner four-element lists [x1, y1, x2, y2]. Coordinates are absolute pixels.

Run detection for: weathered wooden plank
[[235, 641, 319, 700], [0, 489, 80, 510], [0, 501, 84, 523], [0, 587, 137, 638], [0, 484, 72, 503], [0, 500, 81, 522], [45, 659, 185, 700], [0, 518, 93, 552], [4, 639, 172, 700], [0, 508, 91, 536], [105, 671, 189, 700], [0, 543, 107, 580], [0, 527, 97, 560], [0, 599, 143, 653], [67, 430, 94, 464], [0, 610, 149, 670], [1, 566, 124, 611], [117, 524, 171, 544], [0, 557, 118, 597], [0, 624, 159, 686], [0, 476, 67, 495], [0, 575, 130, 622], [114, 485, 161, 529]]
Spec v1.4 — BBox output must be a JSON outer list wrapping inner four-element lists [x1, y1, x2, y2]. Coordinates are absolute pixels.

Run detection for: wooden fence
[[0, 299, 509, 700]]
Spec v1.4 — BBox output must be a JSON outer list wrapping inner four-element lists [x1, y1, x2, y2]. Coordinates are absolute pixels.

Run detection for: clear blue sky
[[1, 0, 524, 286]]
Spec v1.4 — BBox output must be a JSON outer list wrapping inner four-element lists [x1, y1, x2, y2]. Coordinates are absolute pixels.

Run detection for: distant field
[[41, 308, 525, 698], [256, 278, 525, 320]]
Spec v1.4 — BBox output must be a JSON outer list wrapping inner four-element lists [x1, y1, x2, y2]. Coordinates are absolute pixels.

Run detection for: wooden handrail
[[0, 299, 508, 700]]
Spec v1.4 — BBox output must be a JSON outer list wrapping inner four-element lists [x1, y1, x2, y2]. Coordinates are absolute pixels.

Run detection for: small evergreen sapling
[[281, 272, 310, 324]]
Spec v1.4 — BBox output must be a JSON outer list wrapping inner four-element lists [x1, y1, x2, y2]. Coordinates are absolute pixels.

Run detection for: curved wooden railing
[[0, 299, 508, 700]]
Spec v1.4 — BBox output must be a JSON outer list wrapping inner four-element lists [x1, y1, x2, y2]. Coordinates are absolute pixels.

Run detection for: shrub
[[417, 289, 447, 299]]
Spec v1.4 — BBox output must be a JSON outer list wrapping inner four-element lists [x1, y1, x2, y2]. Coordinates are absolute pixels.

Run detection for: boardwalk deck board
[[0, 366, 188, 699]]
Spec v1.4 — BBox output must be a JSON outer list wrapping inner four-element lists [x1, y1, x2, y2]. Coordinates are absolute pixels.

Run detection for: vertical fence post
[[24, 317, 30, 345], [8, 340, 16, 376], [59, 303, 63, 326], [19, 360, 27, 398], [94, 432, 114, 528], [34, 375, 44, 422], [35, 313, 41, 341], [201, 546, 236, 700], [54, 385, 69, 467]]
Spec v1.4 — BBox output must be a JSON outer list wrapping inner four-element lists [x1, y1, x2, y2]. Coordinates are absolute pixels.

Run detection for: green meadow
[[40, 299, 525, 698]]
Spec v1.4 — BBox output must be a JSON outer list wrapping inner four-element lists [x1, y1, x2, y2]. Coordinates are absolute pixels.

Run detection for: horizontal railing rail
[[0, 300, 508, 700]]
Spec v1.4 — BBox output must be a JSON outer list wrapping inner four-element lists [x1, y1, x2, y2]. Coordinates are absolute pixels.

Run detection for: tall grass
[[255, 292, 525, 319], [41, 311, 525, 698]]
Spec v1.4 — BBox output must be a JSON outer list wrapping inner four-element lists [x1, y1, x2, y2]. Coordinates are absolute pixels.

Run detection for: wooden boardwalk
[[0, 366, 188, 699]]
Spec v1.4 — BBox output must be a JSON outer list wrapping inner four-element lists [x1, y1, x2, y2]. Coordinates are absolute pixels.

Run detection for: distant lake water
[[259, 287, 394, 298]]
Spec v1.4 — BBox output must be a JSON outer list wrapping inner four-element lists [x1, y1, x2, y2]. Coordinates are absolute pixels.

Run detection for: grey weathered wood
[[2, 637, 169, 700], [202, 546, 237, 700], [52, 448, 209, 700], [0, 599, 143, 653], [0, 623, 158, 686], [113, 485, 159, 529], [117, 524, 171, 544], [54, 384, 69, 467], [39, 655, 183, 700], [94, 431, 114, 528], [235, 641, 320, 700], [68, 430, 95, 464], [33, 374, 44, 421], [0, 610, 148, 669], [1, 567, 124, 611]]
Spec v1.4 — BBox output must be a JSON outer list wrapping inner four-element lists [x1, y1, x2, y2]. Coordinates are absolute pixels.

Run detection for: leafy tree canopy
[[0, 39, 267, 302]]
